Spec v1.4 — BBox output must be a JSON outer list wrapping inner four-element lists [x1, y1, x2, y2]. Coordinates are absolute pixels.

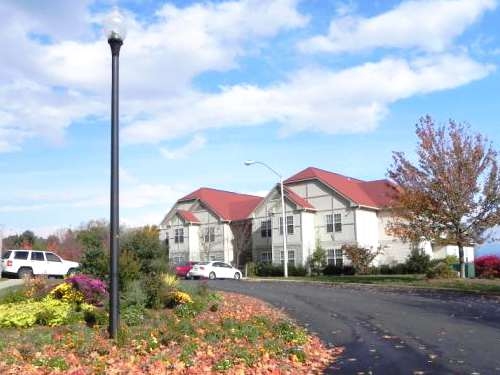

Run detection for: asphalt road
[[206, 280, 500, 375]]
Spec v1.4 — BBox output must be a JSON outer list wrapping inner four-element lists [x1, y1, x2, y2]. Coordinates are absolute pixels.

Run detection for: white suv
[[1, 250, 80, 278]]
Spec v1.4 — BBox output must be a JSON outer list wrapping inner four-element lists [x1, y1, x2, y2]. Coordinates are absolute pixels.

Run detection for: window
[[334, 213, 342, 232], [14, 251, 29, 260], [279, 216, 294, 235], [173, 256, 184, 265], [2, 251, 11, 259], [326, 214, 333, 233], [204, 227, 215, 242], [174, 228, 184, 243], [280, 250, 295, 265], [261, 220, 271, 238], [260, 251, 272, 263], [165, 232, 169, 247], [31, 252, 45, 261], [327, 249, 343, 266], [46, 253, 62, 262]]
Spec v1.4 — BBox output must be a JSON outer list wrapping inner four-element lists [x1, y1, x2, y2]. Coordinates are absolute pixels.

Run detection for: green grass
[[251, 275, 500, 294]]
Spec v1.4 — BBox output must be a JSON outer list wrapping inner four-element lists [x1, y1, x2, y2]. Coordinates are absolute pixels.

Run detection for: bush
[[475, 255, 500, 278], [288, 265, 307, 277], [79, 247, 109, 281], [342, 244, 381, 275], [0, 299, 74, 328], [49, 283, 85, 304], [119, 250, 141, 290], [121, 305, 145, 326], [309, 242, 326, 276], [321, 265, 356, 276], [141, 273, 168, 309], [83, 307, 108, 328], [120, 226, 169, 275], [245, 262, 257, 277], [121, 280, 147, 308], [404, 249, 431, 274], [255, 263, 283, 277], [426, 262, 457, 279], [65, 275, 108, 306], [24, 276, 52, 300], [379, 263, 408, 275], [165, 291, 193, 308], [322, 265, 342, 276]]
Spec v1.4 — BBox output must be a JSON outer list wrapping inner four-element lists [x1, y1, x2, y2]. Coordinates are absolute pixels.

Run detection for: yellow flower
[[49, 282, 85, 304]]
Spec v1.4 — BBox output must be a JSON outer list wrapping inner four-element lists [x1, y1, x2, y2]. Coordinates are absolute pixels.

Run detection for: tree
[[342, 244, 381, 274], [388, 116, 500, 278], [120, 225, 168, 274], [230, 220, 252, 268], [308, 240, 326, 276], [77, 221, 109, 280]]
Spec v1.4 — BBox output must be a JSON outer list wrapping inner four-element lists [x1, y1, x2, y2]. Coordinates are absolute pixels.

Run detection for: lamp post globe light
[[104, 8, 126, 339], [244, 160, 288, 278]]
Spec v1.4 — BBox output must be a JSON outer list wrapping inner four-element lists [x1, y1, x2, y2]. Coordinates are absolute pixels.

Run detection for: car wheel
[[18, 267, 33, 279], [234, 272, 241, 280], [67, 268, 78, 277], [209, 271, 216, 280]]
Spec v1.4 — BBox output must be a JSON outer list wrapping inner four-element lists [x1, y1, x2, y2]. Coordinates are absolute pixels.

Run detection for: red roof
[[178, 188, 263, 221], [284, 187, 316, 210], [284, 167, 397, 209], [176, 209, 200, 224]]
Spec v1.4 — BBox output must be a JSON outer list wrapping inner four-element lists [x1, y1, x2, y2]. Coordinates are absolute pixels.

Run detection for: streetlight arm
[[251, 161, 282, 179]]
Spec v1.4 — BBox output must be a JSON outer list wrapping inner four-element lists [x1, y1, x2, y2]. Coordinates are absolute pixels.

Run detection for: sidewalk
[[0, 278, 24, 290]]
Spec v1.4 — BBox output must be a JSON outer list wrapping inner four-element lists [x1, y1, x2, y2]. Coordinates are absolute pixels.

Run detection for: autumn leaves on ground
[[0, 277, 342, 374]]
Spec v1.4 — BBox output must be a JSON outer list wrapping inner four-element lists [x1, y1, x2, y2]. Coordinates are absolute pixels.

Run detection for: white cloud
[[160, 134, 206, 160], [299, 0, 497, 54], [123, 53, 494, 142], [0, 0, 307, 152]]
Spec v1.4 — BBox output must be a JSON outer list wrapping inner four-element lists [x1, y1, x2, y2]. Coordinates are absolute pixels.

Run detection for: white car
[[188, 261, 242, 280], [1, 250, 80, 278]]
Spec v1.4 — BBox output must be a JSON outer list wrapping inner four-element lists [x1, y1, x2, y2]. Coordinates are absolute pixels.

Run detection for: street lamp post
[[104, 9, 126, 339], [244, 161, 288, 278]]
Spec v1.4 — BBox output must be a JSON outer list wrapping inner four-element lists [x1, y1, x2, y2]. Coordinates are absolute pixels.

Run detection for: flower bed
[[0, 286, 341, 374]]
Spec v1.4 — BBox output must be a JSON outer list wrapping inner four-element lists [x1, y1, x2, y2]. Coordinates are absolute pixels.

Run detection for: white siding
[[301, 211, 316, 265]]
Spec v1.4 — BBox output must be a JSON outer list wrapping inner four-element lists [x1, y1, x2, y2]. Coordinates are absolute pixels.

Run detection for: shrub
[[288, 265, 307, 277], [49, 283, 85, 304], [404, 249, 431, 274], [475, 255, 500, 278], [0, 288, 29, 304], [0, 299, 73, 328], [120, 226, 169, 275], [426, 262, 457, 279], [322, 265, 342, 276], [308, 241, 327, 276], [141, 273, 167, 309], [121, 305, 145, 326], [121, 280, 147, 308], [65, 275, 108, 306], [83, 307, 107, 328], [24, 276, 51, 300], [245, 262, 257, 277], [165, 291, 193, 308], [79, 247, 108, 280], [163, 273, 179, 290], [119, 250, 141, 290], [342, 244, 381, 274], [255, 263, 283, 277]]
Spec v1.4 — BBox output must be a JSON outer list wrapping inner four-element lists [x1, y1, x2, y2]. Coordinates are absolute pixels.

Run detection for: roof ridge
[[188, 187, 262, 199], [308, 166, 365, 182]]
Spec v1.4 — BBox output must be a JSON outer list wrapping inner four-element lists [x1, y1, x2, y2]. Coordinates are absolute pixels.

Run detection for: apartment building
[[160, 167, 474, 266]]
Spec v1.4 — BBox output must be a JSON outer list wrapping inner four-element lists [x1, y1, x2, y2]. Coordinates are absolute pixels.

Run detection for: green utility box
[[452, 263, 475, 278]]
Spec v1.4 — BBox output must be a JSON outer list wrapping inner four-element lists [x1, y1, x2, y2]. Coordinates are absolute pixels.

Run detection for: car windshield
[[197, 262, 210, 265], [2, 251, 11, 259]]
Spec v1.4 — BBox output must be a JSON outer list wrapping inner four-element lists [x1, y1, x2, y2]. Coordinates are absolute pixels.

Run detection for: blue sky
[[1, 0, 500, 255]]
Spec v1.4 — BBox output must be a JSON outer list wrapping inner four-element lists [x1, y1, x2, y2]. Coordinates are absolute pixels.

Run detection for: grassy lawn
[[250, 275, 500, 294], [0, 279, 340, 374]]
